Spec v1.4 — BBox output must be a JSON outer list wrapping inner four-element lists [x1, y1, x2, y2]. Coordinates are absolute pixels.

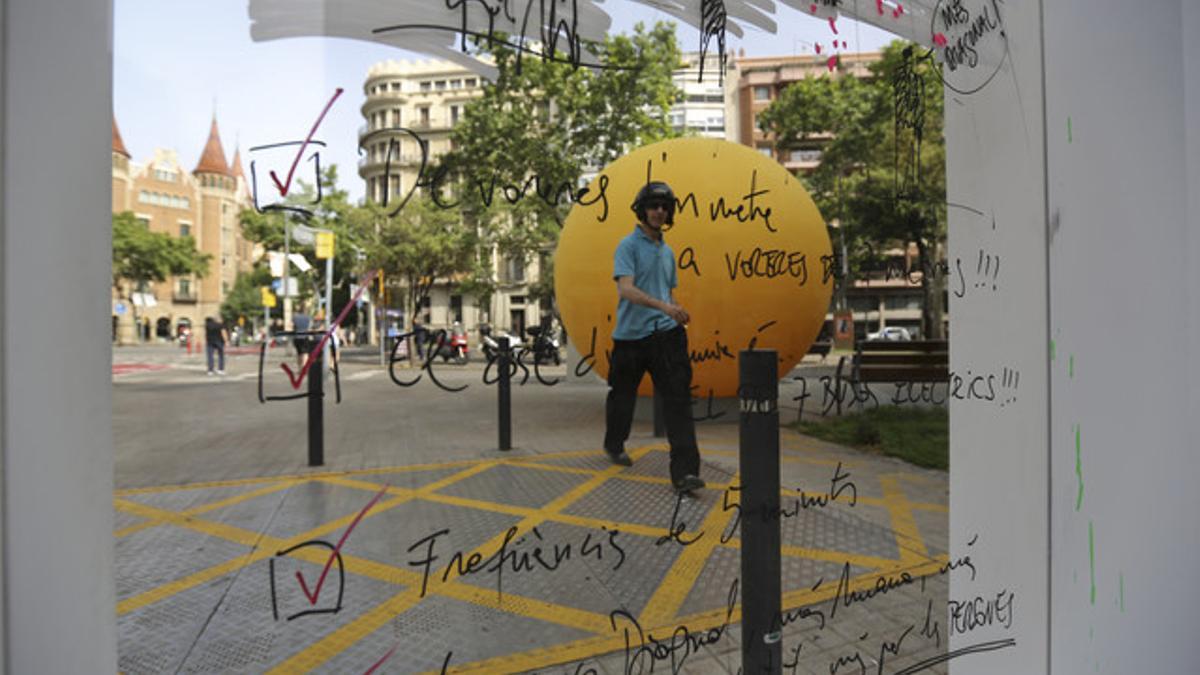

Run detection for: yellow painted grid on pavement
[[113, 444, 947, 673]]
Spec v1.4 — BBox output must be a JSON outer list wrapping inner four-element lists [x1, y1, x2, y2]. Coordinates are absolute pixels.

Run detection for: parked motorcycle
[[525, 323, 561, 366], [431, 324, 469, 365], [479, 324, 523, 362]]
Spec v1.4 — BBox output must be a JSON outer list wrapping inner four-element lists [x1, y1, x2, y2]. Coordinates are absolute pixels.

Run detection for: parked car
[[866, 326, 912, 341]]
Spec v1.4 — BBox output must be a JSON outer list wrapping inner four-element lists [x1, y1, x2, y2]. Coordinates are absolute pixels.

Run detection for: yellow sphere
[[555, 138, 833, 398]]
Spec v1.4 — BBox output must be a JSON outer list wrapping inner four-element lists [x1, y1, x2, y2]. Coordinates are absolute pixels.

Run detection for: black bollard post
[[739, 349, 781, 675], [308, 349, 325, 467], [652, 386, 666, 437], [498, 336, 512, 451]]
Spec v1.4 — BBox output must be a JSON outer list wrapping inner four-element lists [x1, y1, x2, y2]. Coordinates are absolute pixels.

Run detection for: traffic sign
[[315, 231, 334, 259]]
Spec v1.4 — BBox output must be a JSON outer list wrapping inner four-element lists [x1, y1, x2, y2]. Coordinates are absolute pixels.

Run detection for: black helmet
[[631, 181, 676, 226]]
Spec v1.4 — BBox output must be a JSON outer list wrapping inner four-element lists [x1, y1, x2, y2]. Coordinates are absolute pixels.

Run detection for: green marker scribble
[[1050, 339, 1056, 361], [1089, 521, 1096, 605], [1075, 425, 1084, 510], [1120, 572, 1124, 612], [1068, 116, 1073, 143], [1070, 354, 1075, 378]]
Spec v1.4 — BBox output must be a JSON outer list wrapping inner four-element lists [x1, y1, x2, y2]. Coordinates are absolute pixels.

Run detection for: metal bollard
[[739, 349, 781, 674], [308, 350, 325, 466], [498, 336, 512, 451]]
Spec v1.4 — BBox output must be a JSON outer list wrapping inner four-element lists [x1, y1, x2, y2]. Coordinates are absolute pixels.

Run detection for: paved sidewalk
[[113, 345, 951, 674]]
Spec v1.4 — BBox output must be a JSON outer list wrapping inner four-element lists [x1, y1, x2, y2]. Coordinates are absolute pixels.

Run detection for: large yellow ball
[[555, 138, 833, 398]]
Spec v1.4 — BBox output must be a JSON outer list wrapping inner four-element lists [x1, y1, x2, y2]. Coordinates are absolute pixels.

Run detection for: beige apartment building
[[111, 117, 255, 344], [358, 58, 546, 338]]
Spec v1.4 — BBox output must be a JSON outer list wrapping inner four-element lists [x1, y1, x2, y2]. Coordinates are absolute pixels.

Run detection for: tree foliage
[[435, 22, 684, 306], [112, 210, 212, 340], [239, 165, 370, 323], [358, 195, 484, 327], [758, 41, 947, 338]]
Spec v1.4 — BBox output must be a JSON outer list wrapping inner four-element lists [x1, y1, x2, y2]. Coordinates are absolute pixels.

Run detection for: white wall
[[943, 0, 1049, 671], [1045, 1, 1200, 672], [2, 0, 118, 671]]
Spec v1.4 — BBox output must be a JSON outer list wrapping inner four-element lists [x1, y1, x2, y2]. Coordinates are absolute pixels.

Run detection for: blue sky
[[114, 1, 900, 202]]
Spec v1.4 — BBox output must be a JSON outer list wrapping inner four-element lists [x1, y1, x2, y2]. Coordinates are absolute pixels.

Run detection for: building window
[[450, 105, 460, 125], [510, 295, 525, 306], [419, 106, 430, 126], [504, 256, 526, 283], [450, 295, 463, 322], [178, 278, 191, 297], [390, 175, 400, 199], [435, 80, 447, 90], [753, 85, 771, 101], [420, 81, 431, 92], [180, 222, 191, 238], [789, 148, 823, 163], [392, 108, 401, 126], [390, 82, 401, 91], [465, 78, 477, 87]]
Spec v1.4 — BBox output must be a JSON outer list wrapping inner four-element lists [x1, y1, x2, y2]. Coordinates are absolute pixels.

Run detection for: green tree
[[435, 21, 684, 311], [758, 41, 947, 339], [359, 195, 484, 335], [239, 165, 371, 327], [219, 267, 273, 329], [112, 211, 211, 343]]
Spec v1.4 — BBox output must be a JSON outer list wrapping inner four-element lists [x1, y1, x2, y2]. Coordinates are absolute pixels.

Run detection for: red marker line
[[281, 268, 379, 389], [363, 642, 400, 675], [295, 483, 390, 606], [270, 87, 344, 197]]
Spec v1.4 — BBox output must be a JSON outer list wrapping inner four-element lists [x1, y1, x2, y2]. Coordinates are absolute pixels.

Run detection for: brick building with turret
[[111, 116, 255, 344]]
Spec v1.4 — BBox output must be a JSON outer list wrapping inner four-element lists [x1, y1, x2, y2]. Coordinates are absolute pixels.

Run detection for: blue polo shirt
[[612, 226, 678, 340]]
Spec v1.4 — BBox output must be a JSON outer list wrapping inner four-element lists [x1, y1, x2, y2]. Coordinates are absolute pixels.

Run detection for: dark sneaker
[[673, 475, 706, 494], [606, 449, 633, 467]]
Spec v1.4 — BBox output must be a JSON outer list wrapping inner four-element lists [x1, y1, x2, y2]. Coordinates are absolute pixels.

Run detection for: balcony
[[173, 292, 198, 304], [358, 152, 425, 171]]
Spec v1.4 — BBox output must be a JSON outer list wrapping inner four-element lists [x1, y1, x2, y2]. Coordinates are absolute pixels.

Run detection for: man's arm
[[615, 276, 690, 325]]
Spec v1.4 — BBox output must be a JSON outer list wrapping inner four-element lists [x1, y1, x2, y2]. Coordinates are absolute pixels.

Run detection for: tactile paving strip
[[317, 593, 597, 673], [176, 560, 405, 673], [118, 573, 237, 674], [435, 463, 595, 509], [340, 499, 522, 573], [563, 476, 716, 529], [116, 525, 250, 601], [115, 446, 946, 674], [122, 482, 282, 512], [778, 503, 901, 560]]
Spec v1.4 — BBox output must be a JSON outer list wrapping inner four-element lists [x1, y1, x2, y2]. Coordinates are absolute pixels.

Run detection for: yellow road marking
[[880, 475, 929, 562], [115, 445, 947, 673], [114, 479, 299, 538], [435, 556, 951, 674], [114, 463, 499, 615], [637, 475, 738, 628], [271, 449, 653, 672]]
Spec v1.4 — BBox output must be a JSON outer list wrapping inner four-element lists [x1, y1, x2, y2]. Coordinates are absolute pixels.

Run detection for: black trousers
[[604, 326, 700, 483]]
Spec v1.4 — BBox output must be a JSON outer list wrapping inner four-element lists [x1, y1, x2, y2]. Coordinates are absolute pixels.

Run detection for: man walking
[[603, 181, 704, 495], [204, 316, 229, 376]]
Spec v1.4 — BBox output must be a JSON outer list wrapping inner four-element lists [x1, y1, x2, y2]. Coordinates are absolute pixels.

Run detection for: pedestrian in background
[[292, 304, 312, 368], [204, 316, 229, 376], [602, 181, 704, 495]]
